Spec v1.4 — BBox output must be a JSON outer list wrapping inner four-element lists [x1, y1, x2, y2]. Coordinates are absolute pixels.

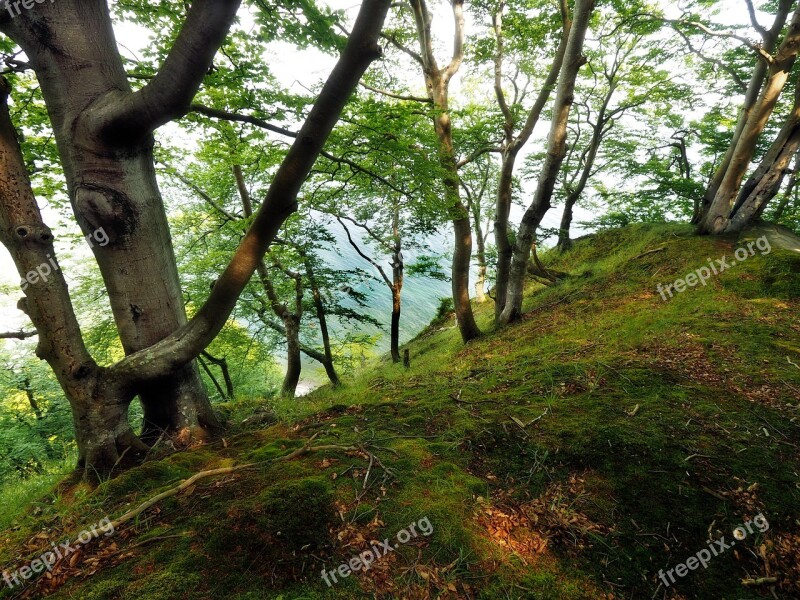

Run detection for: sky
[[0, 0, 763, 343]]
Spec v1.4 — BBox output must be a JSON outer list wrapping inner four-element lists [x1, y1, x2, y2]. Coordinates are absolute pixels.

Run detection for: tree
[[483, 0, 570, 321], [497, 0, 595, 325], [0, 0, 391, 477], [697, 1, 800, 233], [555, 15, 674, 250], [398, 0, 482, 343]]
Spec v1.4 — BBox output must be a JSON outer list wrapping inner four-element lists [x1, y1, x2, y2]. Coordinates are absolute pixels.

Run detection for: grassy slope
[[1, 223, 799, 600]]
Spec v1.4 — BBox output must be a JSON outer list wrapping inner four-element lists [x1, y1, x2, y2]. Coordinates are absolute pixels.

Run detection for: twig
[[741, 576, 778, 586], [630, 247, 666, 261]]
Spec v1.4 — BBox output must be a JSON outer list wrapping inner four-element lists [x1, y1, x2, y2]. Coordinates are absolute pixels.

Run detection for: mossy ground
[[1, 224, 799, 599]]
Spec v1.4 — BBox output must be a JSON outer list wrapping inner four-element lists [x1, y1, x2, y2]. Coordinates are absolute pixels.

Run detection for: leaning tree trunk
[[304, 257, 340, 386], [492, 0, 570, 320], [0, 80, 146, 475], [699, 5, 800, 234], [769, 149, 800, 220], [696, 0, 793, 223], [727, 78, 800, 230], [0, 0, 228, 445], [498, 0, 594, 326]]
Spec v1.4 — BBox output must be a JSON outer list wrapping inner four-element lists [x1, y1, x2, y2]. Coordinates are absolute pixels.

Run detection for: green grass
[[1, 223, 799, 599]]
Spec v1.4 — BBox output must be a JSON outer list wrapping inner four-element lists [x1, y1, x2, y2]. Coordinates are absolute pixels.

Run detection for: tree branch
[[336, 216, 393, 288], [360, 81, 431, 103], [109, 0, 391, 386], [90, 0, 242, 143], [0, 330, 37, 340]]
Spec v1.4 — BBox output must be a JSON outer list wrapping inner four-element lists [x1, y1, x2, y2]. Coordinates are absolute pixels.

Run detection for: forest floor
[[1, 223, 799, 600]]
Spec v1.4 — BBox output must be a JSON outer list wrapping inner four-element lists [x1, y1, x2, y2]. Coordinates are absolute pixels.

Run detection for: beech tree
[[0, 0, 391, 476], [393, 0, 482, 343], [555, 17, 675, 250], [497, 0, 594, 325], [697, 1, 800, 233]]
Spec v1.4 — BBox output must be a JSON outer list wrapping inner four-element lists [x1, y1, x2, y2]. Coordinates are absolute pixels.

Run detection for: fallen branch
[[630, 247, 666, 261], [741, 576, 778, 586], [111, 432, 332, 529], [787, 356, 800, 370]]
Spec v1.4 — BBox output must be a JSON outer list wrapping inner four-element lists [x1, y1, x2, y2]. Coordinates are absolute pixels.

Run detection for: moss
[[257, 477, 334, 551], [93, 460, 191, 498], [5, 224, 800, 600]]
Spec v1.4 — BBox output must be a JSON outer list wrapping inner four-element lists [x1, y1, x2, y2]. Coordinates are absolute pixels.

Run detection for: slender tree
[[497, 0, 595, 325]]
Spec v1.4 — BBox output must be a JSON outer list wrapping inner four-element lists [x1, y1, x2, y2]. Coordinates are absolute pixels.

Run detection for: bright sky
[[0, 0, 763, 339]]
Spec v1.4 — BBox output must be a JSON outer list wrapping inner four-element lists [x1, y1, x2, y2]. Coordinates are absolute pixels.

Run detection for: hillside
[[1, 224, 799, 600]]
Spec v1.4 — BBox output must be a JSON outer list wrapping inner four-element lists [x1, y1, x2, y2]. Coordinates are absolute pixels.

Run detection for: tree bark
[[498, 0, 594, 326], [0, 0, 242, 445], [771, 149, 800, 220], [0, 79, 145, 476], [302, 256, 341, 386], [410, 0, 480, 343], [728, 77, 800, 229], [696, 0, 794, 222], [493, 0, 570, 320], [0, 0, 391, 476], [699, 4, 800, 234]]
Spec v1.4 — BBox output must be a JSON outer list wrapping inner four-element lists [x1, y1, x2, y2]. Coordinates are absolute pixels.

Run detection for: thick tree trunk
[[771, 150, 800, 220], [699, 5, 800, 234], [727, 78, 800, 230], [1, 0, 223, 446], [498, 0, 594, 325], [0, 0, 390, 476], [0, 81, 146, 477], [390, 284, 402, 362]]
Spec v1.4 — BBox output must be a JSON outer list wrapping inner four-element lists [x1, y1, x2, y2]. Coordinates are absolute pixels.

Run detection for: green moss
[[257, 477, 334, 550]]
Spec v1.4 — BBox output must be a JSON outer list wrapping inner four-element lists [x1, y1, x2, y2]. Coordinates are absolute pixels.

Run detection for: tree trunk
[[390, 284, 402, 362], [699, 5, 800, 234], [410, 0, 480, 343], [492, 0, 570, 320], [304, 257, 340, 386], [696, 0, 793, 223], [0, 81, 146, 477], [0, 0, 391, 476], [498, 0, 594, 326], [201, 351, 235, 398], [557, 192, 578, 252], [727, 78, 800, 230], [771, 149, 800, 220], [1, 0, 225, 446], [282, 316, 302, 396]]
